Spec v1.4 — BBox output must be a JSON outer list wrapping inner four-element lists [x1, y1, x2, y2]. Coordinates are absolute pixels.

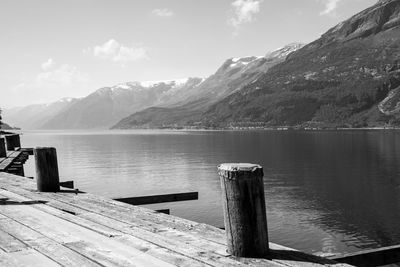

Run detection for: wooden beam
[[155, 209, 170, 215], [114, 192, 198, 205], [59, 181, 74, 189], [329, 244, 400, 267], [20, 148, 34, 155]]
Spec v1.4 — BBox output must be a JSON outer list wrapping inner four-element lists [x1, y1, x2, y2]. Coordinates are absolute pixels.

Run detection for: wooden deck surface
[[0, 151, 21, 171], [0, 172, 351, 266]]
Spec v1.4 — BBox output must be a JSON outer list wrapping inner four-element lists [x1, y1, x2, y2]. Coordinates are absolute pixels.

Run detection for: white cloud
[[228, 0, 263, 29], [36, 64, 89, 85], [319, 0, 342, 16], [86, 39, 148, 63], [152, 8, 174, 17], [41, 58, 54, 71]]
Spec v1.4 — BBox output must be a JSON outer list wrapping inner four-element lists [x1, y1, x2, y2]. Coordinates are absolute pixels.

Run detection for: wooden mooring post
[[34, 147, 60, 192], [0, 137, 6, 157], [218, 163, 269, 258], [5, 134, 21, 151]]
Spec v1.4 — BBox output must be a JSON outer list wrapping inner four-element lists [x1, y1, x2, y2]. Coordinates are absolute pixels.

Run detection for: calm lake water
[[20, 129, 400, 255]]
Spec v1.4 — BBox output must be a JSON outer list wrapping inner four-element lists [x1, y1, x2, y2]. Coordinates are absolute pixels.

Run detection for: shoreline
[[12, 127, 400, 134]]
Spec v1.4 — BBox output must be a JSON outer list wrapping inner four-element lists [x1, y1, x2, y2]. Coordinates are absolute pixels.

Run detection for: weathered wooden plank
[[0, 188, 259, 267], [1, 174, 226, 245], [0, 249, 61, 267], [0, 176, 320, 266], [0, 249, 23, 267], [0, 152, 23, 172], [0, 217, 107, 267], [0, 204, 181, 267], [115, 191, 199, 205], [0, 191, 213, 267], [65, 240, 176, 267], [0, 189, 209, 267], [329, 245, 400, 267], [0, 180, 284, 266], [0, 181, 231, 251], [44, 193, 234, 256], [0, 229, 28, 252], [0, 189, 121, 238], [0, 173, 347, 266]]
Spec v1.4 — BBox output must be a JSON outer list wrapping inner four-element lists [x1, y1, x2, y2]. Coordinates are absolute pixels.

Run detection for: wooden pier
[[0, 172, 349, 267]]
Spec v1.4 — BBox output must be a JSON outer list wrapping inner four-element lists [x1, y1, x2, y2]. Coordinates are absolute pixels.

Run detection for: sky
[[0, 0, 377, 108]]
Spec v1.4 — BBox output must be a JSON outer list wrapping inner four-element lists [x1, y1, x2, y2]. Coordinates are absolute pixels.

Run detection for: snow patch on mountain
[[229, 56, 264, 68], [140, 78, 190, 88]]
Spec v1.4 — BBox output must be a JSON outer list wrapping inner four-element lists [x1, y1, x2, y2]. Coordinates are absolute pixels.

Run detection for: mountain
[[4, 98, 78, 129], [112, 43, 304, 129], [197, 0, 400, 128], [115, 0, 400, 129], [40, 78, 203, 129]]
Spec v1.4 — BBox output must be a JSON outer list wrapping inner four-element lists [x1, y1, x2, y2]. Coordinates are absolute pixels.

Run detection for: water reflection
[[21, 130, 400, 254]]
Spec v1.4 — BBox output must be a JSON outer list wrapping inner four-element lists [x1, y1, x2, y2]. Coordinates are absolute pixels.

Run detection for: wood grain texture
[[218, 163, 269, 258], [34, 147, 60, 192], [0, 171, 350, 266]]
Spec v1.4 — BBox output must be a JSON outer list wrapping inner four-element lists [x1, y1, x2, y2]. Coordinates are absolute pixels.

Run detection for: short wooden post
[[5, 134, 21, 151], [34, 147, 60, 192], [218, 163, 269, 258], [0, 137, 6, 157]]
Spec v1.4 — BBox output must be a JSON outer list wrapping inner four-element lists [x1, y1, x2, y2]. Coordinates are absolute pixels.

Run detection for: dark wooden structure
[[0, 137, 6, 158], [34, 147, 60, 192], [0, 151, 29, 175], [5, 134, 20, 151], [0, 172, 349, 266], [218, 163, 269, 258], [115, 192, 198, 205]]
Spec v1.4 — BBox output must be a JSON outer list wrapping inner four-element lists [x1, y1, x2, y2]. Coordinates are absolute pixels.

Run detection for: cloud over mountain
[[228, 0, 263, 29], [319, 0, 343, 16], [86, 39, 148, 63]]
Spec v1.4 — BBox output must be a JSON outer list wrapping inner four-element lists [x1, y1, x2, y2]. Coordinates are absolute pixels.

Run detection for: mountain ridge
[[122, 0, 400, 129], [112, 43, 305, 129]]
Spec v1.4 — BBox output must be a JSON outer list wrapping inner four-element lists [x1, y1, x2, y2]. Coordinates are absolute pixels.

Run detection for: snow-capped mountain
[[4, 97, 79, 129], [40, 78, 203, 129], [112, 43, 304, 129], [7, 43, 305, 130]]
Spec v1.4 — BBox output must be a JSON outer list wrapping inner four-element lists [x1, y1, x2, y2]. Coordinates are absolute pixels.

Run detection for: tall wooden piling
[[34, 147, 60, 192], [0, 137, 6, 157], [218, 163, 269, 258], [5, 134, 21, 151]]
